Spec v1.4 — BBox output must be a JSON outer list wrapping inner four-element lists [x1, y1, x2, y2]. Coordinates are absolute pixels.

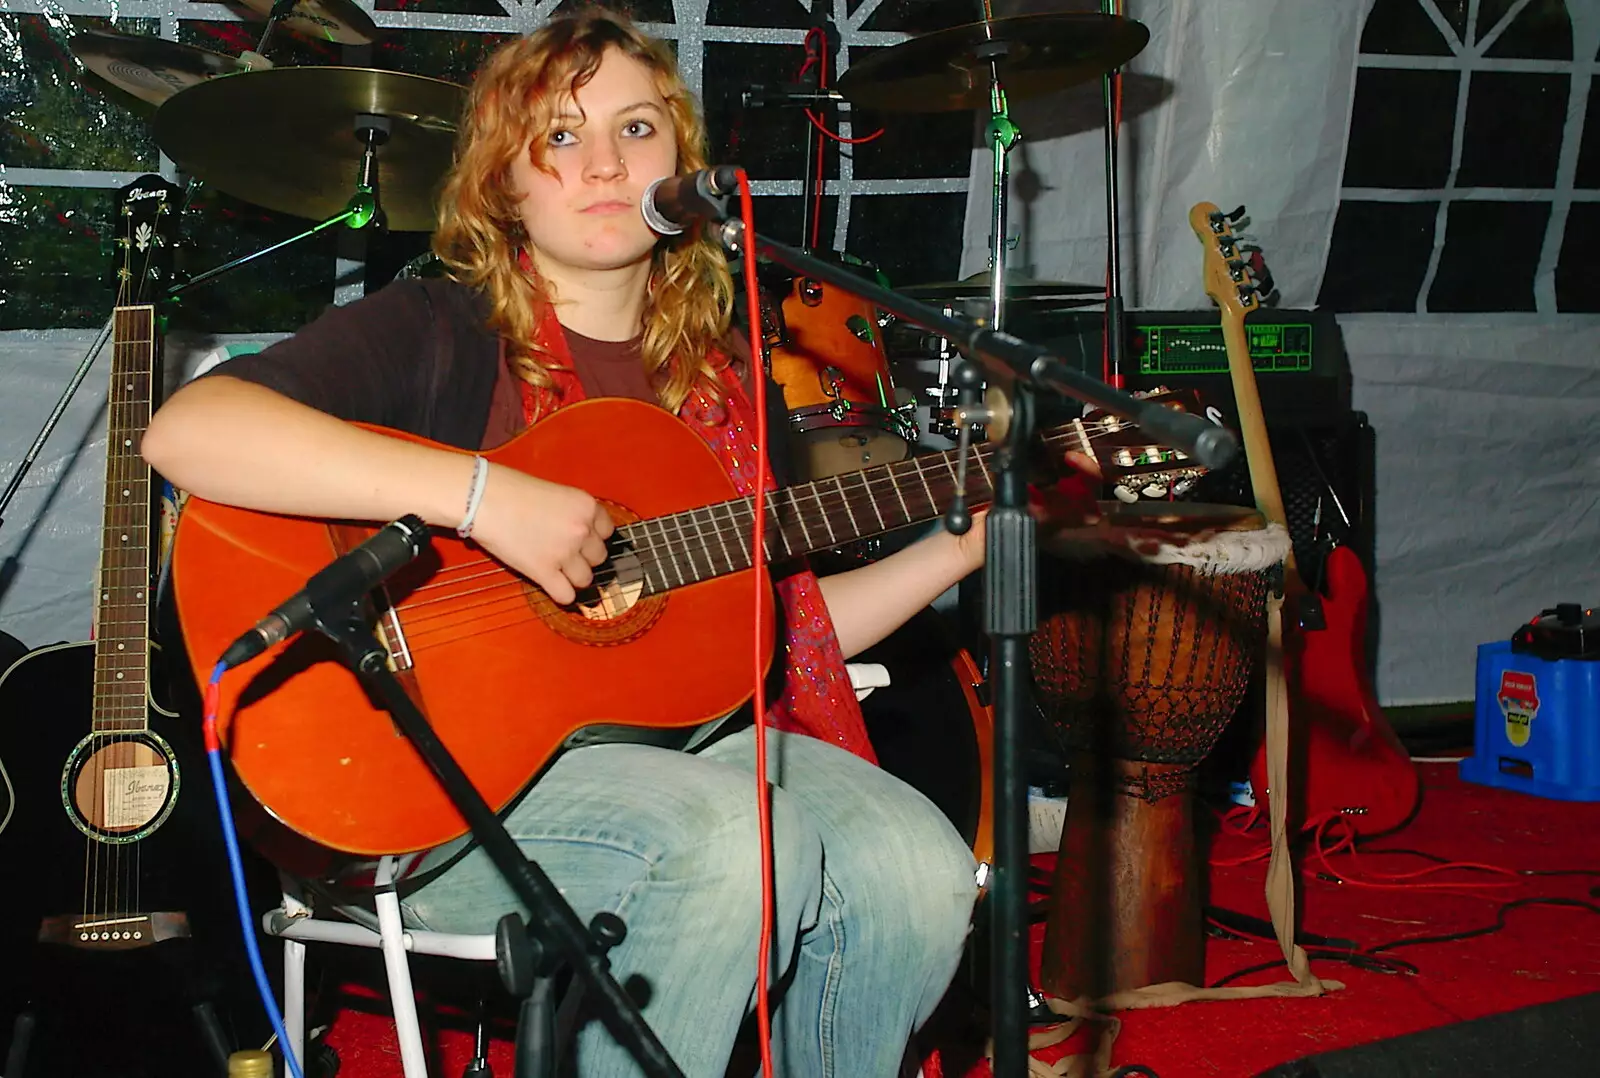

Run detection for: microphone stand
[[296, 580, 685, 1078], [0, 316, 114, 535], [708, 215, 1236, 1077]]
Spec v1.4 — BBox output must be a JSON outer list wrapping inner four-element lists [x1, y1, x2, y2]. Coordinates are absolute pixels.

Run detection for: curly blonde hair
[[433, 9, 734, 415]]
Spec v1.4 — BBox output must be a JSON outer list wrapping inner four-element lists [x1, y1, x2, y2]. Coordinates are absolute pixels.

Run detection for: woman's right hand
[[468, 465, 615, 606]]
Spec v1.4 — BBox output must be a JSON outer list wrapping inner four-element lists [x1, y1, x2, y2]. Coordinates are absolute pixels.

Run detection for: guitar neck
[[621, 424, 1087, 597], [94, 304, 157, 733]]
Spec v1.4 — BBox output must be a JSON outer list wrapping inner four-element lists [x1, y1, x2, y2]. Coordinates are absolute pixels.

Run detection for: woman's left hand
[[954, 450, 1103, 573]]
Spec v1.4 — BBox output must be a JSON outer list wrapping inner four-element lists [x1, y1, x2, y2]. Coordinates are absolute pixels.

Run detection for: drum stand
[[951, 42, 1046, 1078], [166, 123, 386, 303]]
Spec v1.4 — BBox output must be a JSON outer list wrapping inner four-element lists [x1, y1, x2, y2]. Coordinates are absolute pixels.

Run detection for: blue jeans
[[400, 726, 978, 1077]]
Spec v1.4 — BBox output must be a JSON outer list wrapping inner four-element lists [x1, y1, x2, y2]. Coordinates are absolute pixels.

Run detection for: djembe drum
[[1030, 502, 1289, 998]]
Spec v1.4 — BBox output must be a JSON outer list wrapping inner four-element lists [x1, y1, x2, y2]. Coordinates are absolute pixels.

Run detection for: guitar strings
[[398, 419, 1090, 607], [389, 421, 1185, 643], [392, 420, 1170, 629]]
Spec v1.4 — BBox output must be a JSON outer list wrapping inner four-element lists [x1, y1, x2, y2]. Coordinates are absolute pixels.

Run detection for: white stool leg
[[374, 856, 429, 1078], [283, 936, 307, 1072]]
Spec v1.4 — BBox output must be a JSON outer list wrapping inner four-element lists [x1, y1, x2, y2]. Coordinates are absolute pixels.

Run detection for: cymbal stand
[[944, 34, 1035, 1078], [1101, 0, 1128, 387], [165, 116, 386, 301], [247, 0, 299, 65]]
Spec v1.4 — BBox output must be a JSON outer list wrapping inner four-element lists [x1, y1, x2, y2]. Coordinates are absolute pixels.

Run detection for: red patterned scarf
[[514, 307, 877, 764]]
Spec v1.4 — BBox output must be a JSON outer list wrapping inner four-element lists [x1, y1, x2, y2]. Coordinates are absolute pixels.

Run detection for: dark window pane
[[748, 194, 840, 253], [1458, 72, 1566, 188], [376, 28, 516, 83], [1343, 68, 1458, 188], [375, 0, 504, 12], [1436, 0, 1470, 44], [1360, 0, 1455, 55], [168, 188, 338, 334], [1481, 0, 1571, 59], [703, 41, 837, 180], [0, 186, 121, 329], [1, 14, 161, 171], [843, 46, 975, 181], [1317, 200, 1438, 312], [1576, 82, 1600, 189], [1555, 203, 1600, 312], [553, 0, 674, 22], [1428, 200, 1548, 312], [845, 193, 966, 287], [708, 0, 812, 30], [860, 0, 981, 34]]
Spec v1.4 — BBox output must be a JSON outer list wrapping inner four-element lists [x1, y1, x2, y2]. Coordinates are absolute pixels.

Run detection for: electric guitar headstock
[[112, 174, 185, 310], [1075, 387, 1214, 503], [1187, 202, 1276, 328]]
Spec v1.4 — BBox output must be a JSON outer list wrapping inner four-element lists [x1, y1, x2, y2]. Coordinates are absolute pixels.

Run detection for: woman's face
[[509, 47, 678, 280]]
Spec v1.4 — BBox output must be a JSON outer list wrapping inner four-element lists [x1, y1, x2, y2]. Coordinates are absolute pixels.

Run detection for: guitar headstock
[[1187, 202, 1275, 322], [1079, 387, 1215, 502], [112, 175, 185, 308]]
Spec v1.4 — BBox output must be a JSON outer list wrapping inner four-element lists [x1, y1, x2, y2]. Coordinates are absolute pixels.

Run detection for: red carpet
[[314, 763, 1600, 1076]]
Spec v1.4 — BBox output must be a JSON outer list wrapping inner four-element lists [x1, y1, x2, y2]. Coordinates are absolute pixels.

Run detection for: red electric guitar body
[[1249, 542, 1419, 836]]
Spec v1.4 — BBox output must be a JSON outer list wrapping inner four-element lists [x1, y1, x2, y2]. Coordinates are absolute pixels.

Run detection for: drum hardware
[[154, 67, 463, 237], [68, 31, 250, 109], [230, 0, 381, 48]]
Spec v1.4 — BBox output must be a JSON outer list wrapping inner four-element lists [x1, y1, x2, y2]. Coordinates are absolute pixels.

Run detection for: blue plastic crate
[[1460, 640, 1600, 801]]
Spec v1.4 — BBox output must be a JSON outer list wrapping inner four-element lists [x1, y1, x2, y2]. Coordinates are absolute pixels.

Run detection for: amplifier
[[1009, 307, 1351, 425]]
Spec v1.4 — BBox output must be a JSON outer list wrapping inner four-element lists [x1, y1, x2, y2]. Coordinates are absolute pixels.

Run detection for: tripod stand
[[299, 586, 685, 1078]]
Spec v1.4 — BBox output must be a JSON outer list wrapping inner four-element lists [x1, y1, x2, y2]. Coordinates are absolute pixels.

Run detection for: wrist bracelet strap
[[457, 455, 489, 539]]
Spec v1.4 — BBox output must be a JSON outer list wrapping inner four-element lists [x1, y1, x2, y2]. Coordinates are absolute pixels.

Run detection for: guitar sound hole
[[573, 536, 645, 622], [63, 731, 180, 843]]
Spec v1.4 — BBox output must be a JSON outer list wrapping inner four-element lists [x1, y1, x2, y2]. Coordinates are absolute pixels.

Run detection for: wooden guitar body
[[0, 642, 257, 1073], [174, 399, 777, 864]]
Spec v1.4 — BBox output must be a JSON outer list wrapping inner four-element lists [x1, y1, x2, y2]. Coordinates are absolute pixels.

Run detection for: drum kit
[[65, 0, 1277, 1011]]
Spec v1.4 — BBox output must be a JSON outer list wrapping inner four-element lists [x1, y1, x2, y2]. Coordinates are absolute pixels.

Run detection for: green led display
[[1135, 323, 1314, 376]]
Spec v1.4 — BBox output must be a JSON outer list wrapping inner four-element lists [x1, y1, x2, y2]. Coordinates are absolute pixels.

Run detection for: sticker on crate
[[1497, 670, 1541, 747]]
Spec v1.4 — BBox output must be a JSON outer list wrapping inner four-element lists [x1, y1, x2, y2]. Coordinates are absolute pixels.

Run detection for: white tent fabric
[[958, 0, 1375, 310], [956, 0, 1600, 706]]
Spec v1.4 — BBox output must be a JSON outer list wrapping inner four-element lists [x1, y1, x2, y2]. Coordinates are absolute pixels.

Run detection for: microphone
[[219, 514, 431, 669], [640, 165, 741, 235]]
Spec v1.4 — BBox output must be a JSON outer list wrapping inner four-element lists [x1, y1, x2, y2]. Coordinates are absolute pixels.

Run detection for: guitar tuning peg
[[1226, 205, 1247, 222]]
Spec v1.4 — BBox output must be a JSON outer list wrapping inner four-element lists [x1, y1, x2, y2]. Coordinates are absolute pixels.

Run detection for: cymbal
[[155, 68, 464, 233], [230, 0, 380, 46], [836, 13, 1149, 112], [69, 30, 249, 108], [903, 271, 1101, 302]]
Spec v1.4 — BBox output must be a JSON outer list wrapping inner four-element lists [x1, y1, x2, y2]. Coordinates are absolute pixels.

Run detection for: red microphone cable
[[734, 169, 779, 1078]]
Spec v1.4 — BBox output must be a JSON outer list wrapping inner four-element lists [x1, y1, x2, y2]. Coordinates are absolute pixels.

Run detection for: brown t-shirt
[[481, 329, 655, 449], [209, 277, 790, 483]]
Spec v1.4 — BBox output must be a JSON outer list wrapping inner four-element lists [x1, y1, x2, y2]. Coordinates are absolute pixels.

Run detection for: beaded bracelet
[[457, 455, 489, 539]]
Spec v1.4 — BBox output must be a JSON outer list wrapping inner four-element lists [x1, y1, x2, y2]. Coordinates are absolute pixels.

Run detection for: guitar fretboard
[[94, 305, 156, 733], [617, 423, 1090, 597]]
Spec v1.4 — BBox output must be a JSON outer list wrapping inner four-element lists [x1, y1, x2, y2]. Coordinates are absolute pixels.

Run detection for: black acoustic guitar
[[0, 175, 263, 1077]]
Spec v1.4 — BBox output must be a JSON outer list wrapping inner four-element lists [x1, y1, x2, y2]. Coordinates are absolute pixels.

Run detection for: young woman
[[144, 10, 1050, 1076]]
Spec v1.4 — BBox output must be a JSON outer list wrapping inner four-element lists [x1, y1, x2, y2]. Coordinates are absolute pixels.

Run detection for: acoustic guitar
[[0, 177, 266, 1073], [169, 388, 1210, 874], [1189, 203, 1418, 837]]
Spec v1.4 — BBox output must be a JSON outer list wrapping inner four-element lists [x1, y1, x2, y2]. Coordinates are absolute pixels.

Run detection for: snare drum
[[769, 266, 918, 480]]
